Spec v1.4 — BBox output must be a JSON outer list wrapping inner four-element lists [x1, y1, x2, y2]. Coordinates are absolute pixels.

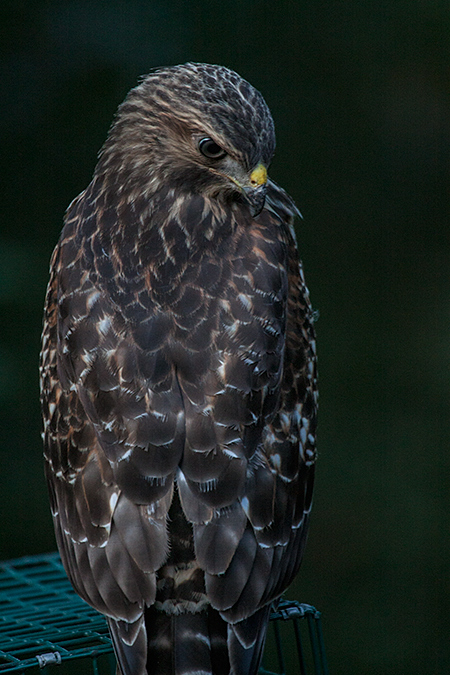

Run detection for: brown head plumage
[[40, 63, 317, 675], [97, 63, 275, 206]]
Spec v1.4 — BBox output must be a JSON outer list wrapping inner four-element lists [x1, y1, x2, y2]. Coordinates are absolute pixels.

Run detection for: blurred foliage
[[1, 1, 449, 673]]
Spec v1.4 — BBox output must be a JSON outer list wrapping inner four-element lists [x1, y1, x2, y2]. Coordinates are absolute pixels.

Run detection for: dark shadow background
[[1, 1, 449, 673]]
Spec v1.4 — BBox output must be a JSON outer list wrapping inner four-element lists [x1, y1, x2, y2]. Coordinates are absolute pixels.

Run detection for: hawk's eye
[[198, 137, 226, 160]]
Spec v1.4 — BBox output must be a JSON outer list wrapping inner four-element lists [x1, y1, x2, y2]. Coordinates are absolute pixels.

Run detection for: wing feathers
[[113, 494, 169, 573], [108, 617, 147, 675], [227, 606, 272, 675], [205, 525, 258, 613], [193, 503, 247, 575], [105, 527, 155, 605]]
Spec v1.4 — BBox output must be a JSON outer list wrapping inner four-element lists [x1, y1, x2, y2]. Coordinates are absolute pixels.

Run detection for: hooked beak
[[244, 183, 268, 216], [244, 163, 268, 216], [209, 162, 269, 216]]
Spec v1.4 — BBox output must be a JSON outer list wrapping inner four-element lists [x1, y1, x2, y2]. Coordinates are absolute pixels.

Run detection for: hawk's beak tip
[[247, 163, 268, 216], [246, 183, 267, 217]]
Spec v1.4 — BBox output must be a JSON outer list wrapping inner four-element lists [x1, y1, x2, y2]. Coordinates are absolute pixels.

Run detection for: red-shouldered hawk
[[40, 63, 317, 675]]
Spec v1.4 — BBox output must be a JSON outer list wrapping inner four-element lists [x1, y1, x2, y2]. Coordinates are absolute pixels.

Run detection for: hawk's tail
[[146, 605, 229, 675], [108, 487, 272, 674], [146, 603, 271, 675], [109, 603, 271, 675]]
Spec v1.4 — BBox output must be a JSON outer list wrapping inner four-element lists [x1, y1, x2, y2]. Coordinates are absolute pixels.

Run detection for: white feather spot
[[109, 493, 119, 514], [87, 290, 101, 309], [199, 478, 217, 493], [271, 453, 282, 470], [98, 316, 112, 335], [237, 293, 252, 310], [240, 497, 250, 514], [279, 412, 290, 434], [217, 356, 227, 381], [222, 444, 241, 458]]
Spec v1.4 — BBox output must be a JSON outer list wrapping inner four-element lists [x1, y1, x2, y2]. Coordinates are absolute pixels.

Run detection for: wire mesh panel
[[0, 553, 327, 674], [0, 553, 113, 674]]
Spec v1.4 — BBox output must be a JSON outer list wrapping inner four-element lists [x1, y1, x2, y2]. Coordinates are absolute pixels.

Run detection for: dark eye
[[198, 137, 226, 160]]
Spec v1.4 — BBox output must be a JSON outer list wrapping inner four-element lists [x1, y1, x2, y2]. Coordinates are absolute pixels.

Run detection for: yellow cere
[[250, 163, 268, 187]]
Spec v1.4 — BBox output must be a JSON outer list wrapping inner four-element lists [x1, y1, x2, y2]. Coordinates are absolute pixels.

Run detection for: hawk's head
[[96, 63, 276, 214]]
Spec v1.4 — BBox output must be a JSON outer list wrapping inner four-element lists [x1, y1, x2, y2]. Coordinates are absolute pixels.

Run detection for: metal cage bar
[[260, 601, 329, 675]]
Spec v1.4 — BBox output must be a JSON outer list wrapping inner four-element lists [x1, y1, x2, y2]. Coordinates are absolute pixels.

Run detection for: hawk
[[40, 63, 317, 675]]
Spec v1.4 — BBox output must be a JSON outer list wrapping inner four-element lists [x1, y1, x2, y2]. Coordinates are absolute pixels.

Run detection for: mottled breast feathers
[[40, 62, 317, 675]]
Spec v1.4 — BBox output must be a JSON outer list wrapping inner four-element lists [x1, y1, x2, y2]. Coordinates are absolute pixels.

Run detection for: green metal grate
[[0, 553, 327, 674], [0, 553, 114, 674]]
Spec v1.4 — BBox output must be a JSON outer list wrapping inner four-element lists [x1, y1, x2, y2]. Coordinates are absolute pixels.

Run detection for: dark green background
[[1, 1, 448, 673]]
